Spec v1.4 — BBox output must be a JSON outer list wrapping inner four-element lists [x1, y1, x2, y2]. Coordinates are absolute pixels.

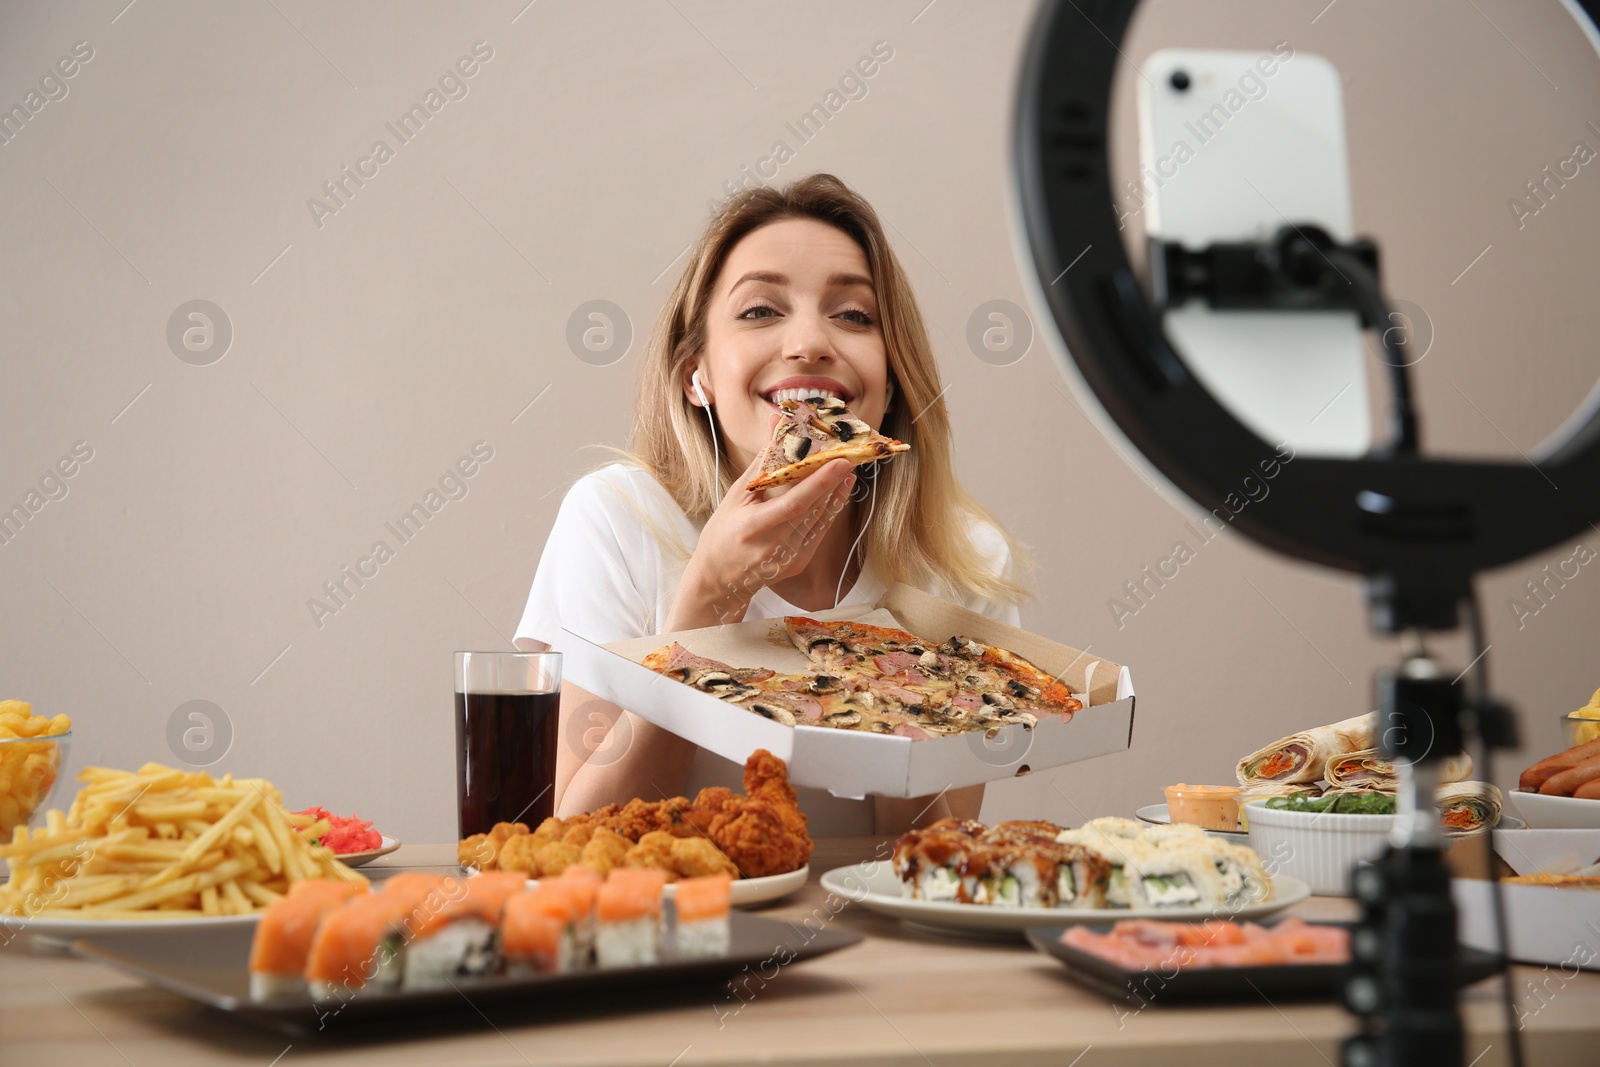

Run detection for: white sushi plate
[[819, 861, 1311, 937], [334, 835, 401, 868], [464, 864, 809, 907]]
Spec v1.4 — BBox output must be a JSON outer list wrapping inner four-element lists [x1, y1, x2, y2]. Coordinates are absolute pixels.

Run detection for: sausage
[[1520, 737, 1600, 791], [1538, 754, 1600, 797], [1576, 777, 1600, 800]]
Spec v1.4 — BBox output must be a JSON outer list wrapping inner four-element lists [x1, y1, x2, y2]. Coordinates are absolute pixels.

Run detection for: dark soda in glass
[[454, 689, 559, 838]]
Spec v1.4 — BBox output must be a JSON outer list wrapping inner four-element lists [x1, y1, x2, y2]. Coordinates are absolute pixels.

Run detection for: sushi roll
[[304, 881, 437, 1002], [967, 840, 1051, 907], [502, 885, 582, 975], [1140, 822, 1210, 847], [399, 871, 525, 991], [893, 826, 977, 902], [1207, 841, 1276, 909], [556, 865, 601, 960], [1056, 830, 1148, 907], [1051, 841, 1111, 909], [595, 868, 667, 967], [673, 875, 732, 958], [1124, 843, 1228, 909], [248, 879, 364, 1000], [1082, 816, 1146, 839]]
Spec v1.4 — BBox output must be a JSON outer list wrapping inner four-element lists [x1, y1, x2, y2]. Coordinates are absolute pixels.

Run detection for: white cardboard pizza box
[[559, 583, 1135, 799]]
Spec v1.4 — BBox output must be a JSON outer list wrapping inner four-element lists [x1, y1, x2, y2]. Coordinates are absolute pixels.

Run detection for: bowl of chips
[[0, 700, 73, 837]]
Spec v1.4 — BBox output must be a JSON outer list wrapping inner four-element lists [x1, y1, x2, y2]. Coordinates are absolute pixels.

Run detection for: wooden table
[[3, 838, 1596, 1066]]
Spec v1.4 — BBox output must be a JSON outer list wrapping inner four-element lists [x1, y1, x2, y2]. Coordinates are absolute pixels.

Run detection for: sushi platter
[[70, 903, 860, 1030], [821, 860, 1309, 937]]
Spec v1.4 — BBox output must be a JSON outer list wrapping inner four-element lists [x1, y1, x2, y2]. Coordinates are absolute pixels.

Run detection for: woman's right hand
[[667, 433, 856, 631]]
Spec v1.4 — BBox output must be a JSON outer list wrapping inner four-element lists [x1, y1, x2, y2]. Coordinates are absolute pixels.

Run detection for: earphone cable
[[835, 464, 878, 609]]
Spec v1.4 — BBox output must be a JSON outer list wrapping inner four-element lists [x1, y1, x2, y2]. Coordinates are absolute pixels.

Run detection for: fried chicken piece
[[743, 748, 799, 808], [561, 822, 599, 849], [579, 827, 633, 877], [530, 816, 568, 847], [592, 796, 697, 839], [497, 832, 543, 874], [623, 831, 681, 881], [681, 751, 812, 878], [701, 797, 811, 879], [534, 840, 582, 877], [670, 835, 740, 879], [685, 786, 736, 836]]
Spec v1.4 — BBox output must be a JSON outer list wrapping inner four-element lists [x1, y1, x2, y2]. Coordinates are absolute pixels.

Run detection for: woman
[[515, 173, 1031, 834]]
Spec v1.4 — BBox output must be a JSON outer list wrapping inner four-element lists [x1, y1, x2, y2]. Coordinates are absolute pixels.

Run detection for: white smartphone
[[1137, 47, 1371, 456]]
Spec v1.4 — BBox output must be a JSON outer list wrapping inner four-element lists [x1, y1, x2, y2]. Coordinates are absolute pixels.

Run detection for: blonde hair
[[627, 173, 1031, 607]]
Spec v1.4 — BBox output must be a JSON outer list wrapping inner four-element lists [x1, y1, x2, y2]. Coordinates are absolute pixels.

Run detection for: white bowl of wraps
[[1245, 801, 1395, 896]]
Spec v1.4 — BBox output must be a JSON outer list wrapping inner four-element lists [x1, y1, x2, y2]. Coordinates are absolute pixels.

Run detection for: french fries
[[0, 762, 366, 919], [0, 699, 71, 836]]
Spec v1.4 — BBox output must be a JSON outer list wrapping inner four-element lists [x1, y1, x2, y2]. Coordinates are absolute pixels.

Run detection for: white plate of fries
[[1, 763, 367, 939]]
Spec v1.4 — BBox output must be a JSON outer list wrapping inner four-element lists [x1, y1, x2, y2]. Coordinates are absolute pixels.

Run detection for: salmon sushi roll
[[248, 880, 365, 1000], [502, 885, 585, 975], [672, 875, 732, 958], [595, 868, 667, 967], [399, 871, 525, 991], [304, 886, 431, 1002]]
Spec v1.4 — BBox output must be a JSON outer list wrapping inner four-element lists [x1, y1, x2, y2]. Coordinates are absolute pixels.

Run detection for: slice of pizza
[[642, 642, 777, 702], [746, 397, 909, 492], [947, 636, 1083, 721], [786, 618, 1082, 725], [785, 617, 963, 718]]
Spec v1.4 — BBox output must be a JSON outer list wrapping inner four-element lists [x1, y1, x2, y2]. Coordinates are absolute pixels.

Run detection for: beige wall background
[[2, 0, 1597, 843]]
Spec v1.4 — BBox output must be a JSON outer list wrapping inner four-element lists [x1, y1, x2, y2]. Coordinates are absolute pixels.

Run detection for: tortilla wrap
[[1325, 748, 1475, 790], [1435, 781, 1502, 833], [1237, 781, 1324, 805], [1236, 713, 1375, 786]]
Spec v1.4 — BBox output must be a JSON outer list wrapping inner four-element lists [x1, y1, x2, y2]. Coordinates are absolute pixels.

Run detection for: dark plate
[[1025, 918, 1503, 1004], [70, 904, 858, 1031]]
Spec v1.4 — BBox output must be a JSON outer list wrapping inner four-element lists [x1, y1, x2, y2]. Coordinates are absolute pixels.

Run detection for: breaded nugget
[[623, 831, 680, 880], [534, 840, 582, 877], [497, 833, 542, 874], [670, 836, 740, 879], [561, 822, 599, 849], [579, 827, 632, 877], [530, 816, 568, 847], [458, 833, 495, 870], [458, 821, 529, 870]]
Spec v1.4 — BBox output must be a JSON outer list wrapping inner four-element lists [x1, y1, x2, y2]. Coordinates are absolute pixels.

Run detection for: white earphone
[[691, 369, 722, 498]]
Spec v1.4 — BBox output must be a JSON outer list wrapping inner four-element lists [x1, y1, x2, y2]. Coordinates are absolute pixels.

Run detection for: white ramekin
[[1245, 801, 1395, 895]]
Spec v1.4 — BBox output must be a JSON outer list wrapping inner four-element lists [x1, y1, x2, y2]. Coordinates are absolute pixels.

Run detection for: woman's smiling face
[[687, 217, 889, 471]]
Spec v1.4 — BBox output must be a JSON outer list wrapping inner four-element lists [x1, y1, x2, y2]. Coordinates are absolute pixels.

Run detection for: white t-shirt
[[514, 462, 1023, 833]]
